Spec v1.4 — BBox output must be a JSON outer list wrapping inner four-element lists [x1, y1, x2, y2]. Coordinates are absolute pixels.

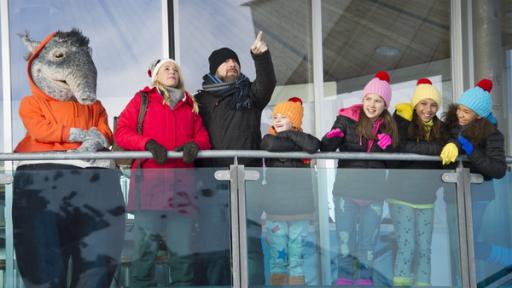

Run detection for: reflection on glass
[[128, 168, 201, 286], [12, 166, 125, 287], [245, 167, 462, 287], [247, 167, 318, 286], [193, 167, 233, 286], [471, 174, 512, 287]]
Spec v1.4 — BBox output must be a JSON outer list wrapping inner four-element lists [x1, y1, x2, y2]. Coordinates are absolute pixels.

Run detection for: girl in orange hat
[[261, 97, 320, 286]]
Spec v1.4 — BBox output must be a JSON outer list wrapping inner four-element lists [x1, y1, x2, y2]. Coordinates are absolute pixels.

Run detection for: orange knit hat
[[271, 97, 304, 131]]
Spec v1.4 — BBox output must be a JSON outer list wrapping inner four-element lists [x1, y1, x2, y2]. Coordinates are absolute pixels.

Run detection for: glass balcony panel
[[5, 165, 234, 287], [9, 165, 126, 287], [472, 171, 512, 287], [245, 167, 462, 287]]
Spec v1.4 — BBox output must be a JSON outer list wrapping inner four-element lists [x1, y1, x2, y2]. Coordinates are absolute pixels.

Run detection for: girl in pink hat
[[321, 71, 398, 286]]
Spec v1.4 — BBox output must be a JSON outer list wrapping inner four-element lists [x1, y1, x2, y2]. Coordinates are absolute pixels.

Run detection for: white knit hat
[[147, 58, 178, 83]]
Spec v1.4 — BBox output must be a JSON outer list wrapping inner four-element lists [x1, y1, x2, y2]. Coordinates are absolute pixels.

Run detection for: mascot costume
[[13, 29, 125, 287]]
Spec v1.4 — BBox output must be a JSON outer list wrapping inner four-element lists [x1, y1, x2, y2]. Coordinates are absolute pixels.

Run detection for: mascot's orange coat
[[15, 32, 112, 152]]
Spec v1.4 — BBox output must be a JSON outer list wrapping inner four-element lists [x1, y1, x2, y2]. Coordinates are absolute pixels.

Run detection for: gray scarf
[[161, 87, 184, 108]]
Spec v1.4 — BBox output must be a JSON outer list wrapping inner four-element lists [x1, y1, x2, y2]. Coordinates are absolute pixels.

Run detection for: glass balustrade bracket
[[243, 171, 259, 181], [469, 173, 484, 184], [442, 172, 459, 183], [214, 170, 230, 181], [442, 171, 484, 185], [213, 169, 258, 181]]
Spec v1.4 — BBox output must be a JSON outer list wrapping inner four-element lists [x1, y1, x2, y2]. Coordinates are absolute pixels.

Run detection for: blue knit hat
[[457, 79, 494, 121]]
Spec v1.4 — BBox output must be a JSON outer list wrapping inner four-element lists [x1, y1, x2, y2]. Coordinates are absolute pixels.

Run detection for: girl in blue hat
[[440, 78, 507, 282]]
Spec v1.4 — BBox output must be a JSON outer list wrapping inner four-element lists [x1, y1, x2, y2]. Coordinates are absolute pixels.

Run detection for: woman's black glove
[[145, 139, 167, 164], [175, 141, 199, 163]]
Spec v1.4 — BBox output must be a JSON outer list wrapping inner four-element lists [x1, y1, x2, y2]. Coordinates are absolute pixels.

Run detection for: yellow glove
[[395, 103, 413, 121], [440, 143, 459, 165]]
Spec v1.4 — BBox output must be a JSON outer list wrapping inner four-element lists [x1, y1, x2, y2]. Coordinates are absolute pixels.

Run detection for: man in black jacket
[[194, 32, 276, 285], [196, 31, 276, 167]]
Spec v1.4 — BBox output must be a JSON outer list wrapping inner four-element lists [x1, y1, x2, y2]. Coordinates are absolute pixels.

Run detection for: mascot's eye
[[53, 51, 64, 59]]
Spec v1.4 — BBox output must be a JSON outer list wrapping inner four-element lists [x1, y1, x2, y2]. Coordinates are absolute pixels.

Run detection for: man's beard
[[219, 71, 239, 83]]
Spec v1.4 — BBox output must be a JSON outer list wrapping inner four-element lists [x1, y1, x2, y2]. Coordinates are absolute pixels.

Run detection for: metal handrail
[[0, 150, 488, 162]]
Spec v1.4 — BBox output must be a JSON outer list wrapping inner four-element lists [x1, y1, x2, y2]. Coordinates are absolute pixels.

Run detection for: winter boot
[[334, 277, 353, 286], [393, 276, 412, 286], [288, 275, 305, 285], [269, 273, 289, 286]]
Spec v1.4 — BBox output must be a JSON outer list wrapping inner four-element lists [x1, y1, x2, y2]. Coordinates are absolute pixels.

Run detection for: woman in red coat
[[115, 58, 211, 286]]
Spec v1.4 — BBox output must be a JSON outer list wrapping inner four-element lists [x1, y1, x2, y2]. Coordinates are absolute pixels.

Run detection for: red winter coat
[[115, 86, 211, 213]]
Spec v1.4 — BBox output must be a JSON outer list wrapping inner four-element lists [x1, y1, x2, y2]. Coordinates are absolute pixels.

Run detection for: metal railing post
[[443, 163, 484, 288], [236, 165, 249, 288], [215, 165, 242, 288], [315, 162, 332, 285], [457, 166, 476, 288]]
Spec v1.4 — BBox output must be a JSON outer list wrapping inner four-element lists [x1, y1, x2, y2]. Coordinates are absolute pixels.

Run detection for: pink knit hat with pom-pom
[[362, 71, 392, 107]]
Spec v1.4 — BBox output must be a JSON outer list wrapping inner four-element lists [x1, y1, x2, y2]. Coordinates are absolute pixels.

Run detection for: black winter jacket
[[320, 104, 396, 200], [260, 130, 320, 216], [195, 51, 276, 168], [444, 105, 507, 201], [444, 105, 506, 181]]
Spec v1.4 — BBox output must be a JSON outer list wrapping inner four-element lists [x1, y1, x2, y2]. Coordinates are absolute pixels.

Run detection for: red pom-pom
[[288, 97, 303, 105], [147, 69, 152, 78], [476, 79, 492, 92], [374, 71, 390, 83], [417, 78, 432, 85]]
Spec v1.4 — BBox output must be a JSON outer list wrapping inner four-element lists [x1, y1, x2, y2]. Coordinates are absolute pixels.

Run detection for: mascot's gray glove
[[69, 127, 108, 152], [68, 128, 88, 142], [77, 139, 104, 152], [85, 127, 109, 148]]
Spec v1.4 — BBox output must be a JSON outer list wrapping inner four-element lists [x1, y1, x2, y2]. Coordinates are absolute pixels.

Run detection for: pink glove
[[377, 133, 392, 150], [326, 128, 345, 139]]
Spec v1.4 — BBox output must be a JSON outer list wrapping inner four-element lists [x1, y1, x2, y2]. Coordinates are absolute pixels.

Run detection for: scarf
[[423, 119, 434, 140], [160, 87, 184, 108], [200, 73, 252, 110]]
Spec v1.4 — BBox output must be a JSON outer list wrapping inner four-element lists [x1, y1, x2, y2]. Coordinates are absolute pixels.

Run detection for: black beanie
[[208, 47, 240, 74]]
